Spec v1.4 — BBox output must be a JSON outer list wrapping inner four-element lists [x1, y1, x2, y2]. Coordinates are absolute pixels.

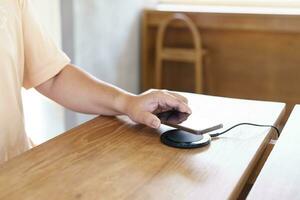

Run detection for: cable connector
[[209, 123, 280, 138]]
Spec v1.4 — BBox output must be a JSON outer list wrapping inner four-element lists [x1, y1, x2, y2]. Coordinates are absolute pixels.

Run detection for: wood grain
[[248, 105, 300, 200], [0, 94, 285, 200], [141, 7, 300, 124]]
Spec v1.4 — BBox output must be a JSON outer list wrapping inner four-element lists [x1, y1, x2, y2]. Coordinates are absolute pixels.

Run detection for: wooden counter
[[0, 93, 285, 200], [142, 5, 300, 123]]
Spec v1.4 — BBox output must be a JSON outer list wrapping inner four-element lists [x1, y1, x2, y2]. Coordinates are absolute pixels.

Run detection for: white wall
[[63, 0, 157, 128], [73, 0, 156, 92], [22, 0, 65, 144], [24, 0, 159, 141]]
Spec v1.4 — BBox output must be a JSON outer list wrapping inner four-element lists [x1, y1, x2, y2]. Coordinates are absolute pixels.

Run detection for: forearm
[[36, 64, 191, 128], [36, 64, 134, 115]]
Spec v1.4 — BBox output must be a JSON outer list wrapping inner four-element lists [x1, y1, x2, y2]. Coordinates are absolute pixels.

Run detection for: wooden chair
[[155, 13, 205, 93]]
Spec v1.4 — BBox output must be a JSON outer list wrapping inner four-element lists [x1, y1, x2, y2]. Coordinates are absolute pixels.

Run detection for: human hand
[[120, 89, 192, 129]]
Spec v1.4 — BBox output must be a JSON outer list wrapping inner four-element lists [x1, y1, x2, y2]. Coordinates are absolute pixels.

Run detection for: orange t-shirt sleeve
[[21, 0, 71, 89]]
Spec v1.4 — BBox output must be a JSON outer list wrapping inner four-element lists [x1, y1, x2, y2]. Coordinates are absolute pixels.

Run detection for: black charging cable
[[209, 123, 280, 138]]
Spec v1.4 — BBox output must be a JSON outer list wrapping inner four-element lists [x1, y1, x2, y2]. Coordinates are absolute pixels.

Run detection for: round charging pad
[[160, 129, 211, 149]]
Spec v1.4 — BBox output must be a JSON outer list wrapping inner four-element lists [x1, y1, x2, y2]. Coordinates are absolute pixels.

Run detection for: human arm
[[35, 64, 192, 128]]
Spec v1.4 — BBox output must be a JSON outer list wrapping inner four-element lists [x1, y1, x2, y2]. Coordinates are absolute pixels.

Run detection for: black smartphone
[[156, 110, 223, 135]]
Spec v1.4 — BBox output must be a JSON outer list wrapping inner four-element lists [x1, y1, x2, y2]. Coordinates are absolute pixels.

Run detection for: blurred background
[[23, 0, 157, 144], [22, 0, 300, 144]]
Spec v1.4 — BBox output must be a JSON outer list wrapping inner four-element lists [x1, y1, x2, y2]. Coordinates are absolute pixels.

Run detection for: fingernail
[[152, 120, 160, 128]]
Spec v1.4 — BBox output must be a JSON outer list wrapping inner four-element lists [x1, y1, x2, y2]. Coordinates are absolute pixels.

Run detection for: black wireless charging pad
[[160, 129, 211, 149]]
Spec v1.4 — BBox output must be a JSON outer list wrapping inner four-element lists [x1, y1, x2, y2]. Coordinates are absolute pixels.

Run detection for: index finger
[[158, 92, 192, 114]]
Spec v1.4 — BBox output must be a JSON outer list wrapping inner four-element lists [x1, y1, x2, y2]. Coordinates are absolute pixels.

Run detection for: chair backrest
[[155, 13, 204, 93]]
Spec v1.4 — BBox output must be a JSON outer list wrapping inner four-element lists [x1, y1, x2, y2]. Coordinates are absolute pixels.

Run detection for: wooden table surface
[[248, 105, 300, 200], [0, 93, 285, 200]]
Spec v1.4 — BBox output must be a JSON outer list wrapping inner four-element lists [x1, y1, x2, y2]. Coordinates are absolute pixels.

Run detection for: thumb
[[139, 112, 161, 129]]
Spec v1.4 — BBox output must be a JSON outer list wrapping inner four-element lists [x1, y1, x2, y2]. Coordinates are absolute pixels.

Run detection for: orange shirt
[[0, 0, 70, 164]]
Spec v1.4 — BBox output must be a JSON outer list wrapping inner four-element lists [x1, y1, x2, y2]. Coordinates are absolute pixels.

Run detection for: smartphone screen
[[156, 110, 223, 135]]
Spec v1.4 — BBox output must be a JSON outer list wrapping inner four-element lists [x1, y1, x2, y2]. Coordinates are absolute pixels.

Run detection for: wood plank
[[0, 94, 285, 200], [161, 48, 196, 62], [156, 4, 300, 16], [146, 7, 300, 33], [248, 105, 300, 200]]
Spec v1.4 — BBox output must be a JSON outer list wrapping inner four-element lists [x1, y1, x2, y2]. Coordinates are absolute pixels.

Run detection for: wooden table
[[248, 105, 300, 200], [0, 93, 285, 200]]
